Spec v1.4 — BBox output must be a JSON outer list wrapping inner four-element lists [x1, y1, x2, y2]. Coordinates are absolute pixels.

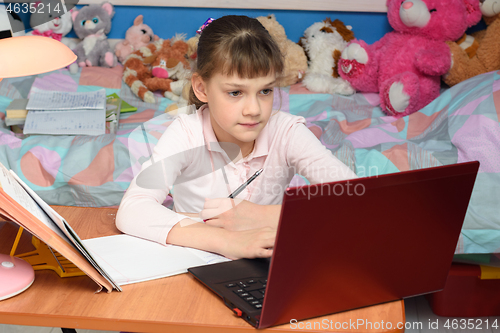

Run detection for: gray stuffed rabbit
[[69, 1, 117, 74]]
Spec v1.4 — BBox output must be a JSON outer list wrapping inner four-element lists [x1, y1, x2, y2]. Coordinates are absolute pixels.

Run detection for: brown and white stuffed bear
[[299, 18, 355, 95], [256, 14, 308, 87], [122, 37, 191, 103], [444, 0, 500, 86]]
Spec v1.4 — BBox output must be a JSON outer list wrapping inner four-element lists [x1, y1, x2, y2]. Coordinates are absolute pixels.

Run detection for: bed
[[1, 64, 499, 257]]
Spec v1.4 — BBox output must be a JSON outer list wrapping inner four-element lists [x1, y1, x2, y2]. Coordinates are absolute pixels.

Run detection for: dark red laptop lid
[[259, 161, 479, 328]]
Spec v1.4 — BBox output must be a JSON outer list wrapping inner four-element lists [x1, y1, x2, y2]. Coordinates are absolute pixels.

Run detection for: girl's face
[[193, 72, 276, 157]]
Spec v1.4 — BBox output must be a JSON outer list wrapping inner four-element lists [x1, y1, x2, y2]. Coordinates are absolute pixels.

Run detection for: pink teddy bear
[[338, 0, 482, 117], [115, 15, 159, 63]]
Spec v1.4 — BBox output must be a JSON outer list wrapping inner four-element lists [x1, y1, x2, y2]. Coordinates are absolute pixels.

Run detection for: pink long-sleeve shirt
[[116, 105, 357, 244]]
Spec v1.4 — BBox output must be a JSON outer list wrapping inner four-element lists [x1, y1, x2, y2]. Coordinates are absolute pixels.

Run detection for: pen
[[202, 169, 264, 222], [228, 168, 263, 199]]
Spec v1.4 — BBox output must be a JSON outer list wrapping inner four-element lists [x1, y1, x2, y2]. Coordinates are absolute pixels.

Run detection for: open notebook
[[23, 89, 107, 136], [0, 161, 228, 292]]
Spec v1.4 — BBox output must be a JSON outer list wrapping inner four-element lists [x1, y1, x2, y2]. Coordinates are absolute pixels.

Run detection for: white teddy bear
[[27, 4, 76, 49], [300, 18, 355, 96]]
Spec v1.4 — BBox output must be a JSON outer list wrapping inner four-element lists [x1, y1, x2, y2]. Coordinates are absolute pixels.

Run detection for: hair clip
[[196, 17, 214, 34]]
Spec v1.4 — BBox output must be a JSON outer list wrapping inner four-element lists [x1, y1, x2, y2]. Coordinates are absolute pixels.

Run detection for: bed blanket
[[0, 67, 499, 255]]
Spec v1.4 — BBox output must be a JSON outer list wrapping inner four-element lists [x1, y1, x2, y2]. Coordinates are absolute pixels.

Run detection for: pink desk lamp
[[0, 35, 76, 301]]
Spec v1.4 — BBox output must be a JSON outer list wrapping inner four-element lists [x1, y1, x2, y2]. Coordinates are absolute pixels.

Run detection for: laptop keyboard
[[225, 278, 267, 309]]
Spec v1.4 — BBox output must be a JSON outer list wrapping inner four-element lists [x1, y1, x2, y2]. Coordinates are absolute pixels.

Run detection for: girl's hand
[[168, 220, 275, 259], [199, 198, 280, 231], [219, 227, 276, 259]]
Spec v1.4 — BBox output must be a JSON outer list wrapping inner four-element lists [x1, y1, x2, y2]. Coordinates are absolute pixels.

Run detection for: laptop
[[188, 161, 479, 328]]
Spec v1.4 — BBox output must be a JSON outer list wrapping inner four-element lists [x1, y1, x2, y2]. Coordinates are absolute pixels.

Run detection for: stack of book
[[5, 90, 137, 135], [5, 98, 29, 130], [105, 93, 137, 134]]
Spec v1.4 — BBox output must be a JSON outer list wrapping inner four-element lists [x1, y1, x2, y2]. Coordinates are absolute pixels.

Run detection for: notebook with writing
[[188, 161, 480, 328]]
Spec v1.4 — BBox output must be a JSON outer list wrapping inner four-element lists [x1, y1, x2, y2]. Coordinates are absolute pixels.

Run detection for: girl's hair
[[189, 15, 284, 109]]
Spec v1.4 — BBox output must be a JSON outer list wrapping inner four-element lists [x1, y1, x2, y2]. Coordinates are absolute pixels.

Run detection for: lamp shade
[[0, 35, 76, 79]]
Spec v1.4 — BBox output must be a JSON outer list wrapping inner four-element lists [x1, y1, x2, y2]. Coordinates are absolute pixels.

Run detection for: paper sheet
[[23, 109, 106, 136], [27, 88, 106, 110]]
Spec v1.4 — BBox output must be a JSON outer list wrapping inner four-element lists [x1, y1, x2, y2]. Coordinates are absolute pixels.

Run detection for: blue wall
[[97, 7, 392, 44], [17, 5, 392, 44], [16, 5, 486, 44]]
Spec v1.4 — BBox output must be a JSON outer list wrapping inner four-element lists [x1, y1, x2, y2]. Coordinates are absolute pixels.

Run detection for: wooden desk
[[0, 206, 405, 332]]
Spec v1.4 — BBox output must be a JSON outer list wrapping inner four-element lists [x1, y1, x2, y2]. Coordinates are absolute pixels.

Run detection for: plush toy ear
[[331, 19, 355, 43], [71, 9, 79, 22], [143, 54, 157, 64], [101, 2, 114, 18], [463, 0, 482, 27], [134, 15, 143, 26], [167, 58, 180, 69]]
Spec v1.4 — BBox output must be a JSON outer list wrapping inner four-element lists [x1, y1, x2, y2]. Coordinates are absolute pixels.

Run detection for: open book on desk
[[0, 162, 229, 292], [0, 162, 116, 292]]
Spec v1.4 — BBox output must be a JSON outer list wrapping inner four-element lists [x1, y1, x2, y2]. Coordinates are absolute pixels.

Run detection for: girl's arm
[[287, 122, 358, 183], [116, 119, 194, 245], [199, 199, 281, 231], [166, 219, 275, 259]]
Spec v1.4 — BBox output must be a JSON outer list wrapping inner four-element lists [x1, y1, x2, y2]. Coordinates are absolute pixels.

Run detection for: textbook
[[106, 93, 137, 113], [4, 117, 25, 127], [5, 98, 28, 119], [0, 162, 229, 292], [104, 93, 136, 133], [0, 162, 118, 293]]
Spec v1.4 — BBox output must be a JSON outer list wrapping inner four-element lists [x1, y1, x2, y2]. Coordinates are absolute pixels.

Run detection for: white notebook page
[[82, 234, 230, 286], [23, 109, 106, 136], [27, 88, 106, 110]]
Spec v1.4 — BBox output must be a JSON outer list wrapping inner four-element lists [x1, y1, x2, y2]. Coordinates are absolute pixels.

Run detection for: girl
[[116, 15, 357, 259]]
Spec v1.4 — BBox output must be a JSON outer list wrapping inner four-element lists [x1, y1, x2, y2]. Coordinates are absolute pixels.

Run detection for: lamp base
[[0, 253, 35, 301]]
